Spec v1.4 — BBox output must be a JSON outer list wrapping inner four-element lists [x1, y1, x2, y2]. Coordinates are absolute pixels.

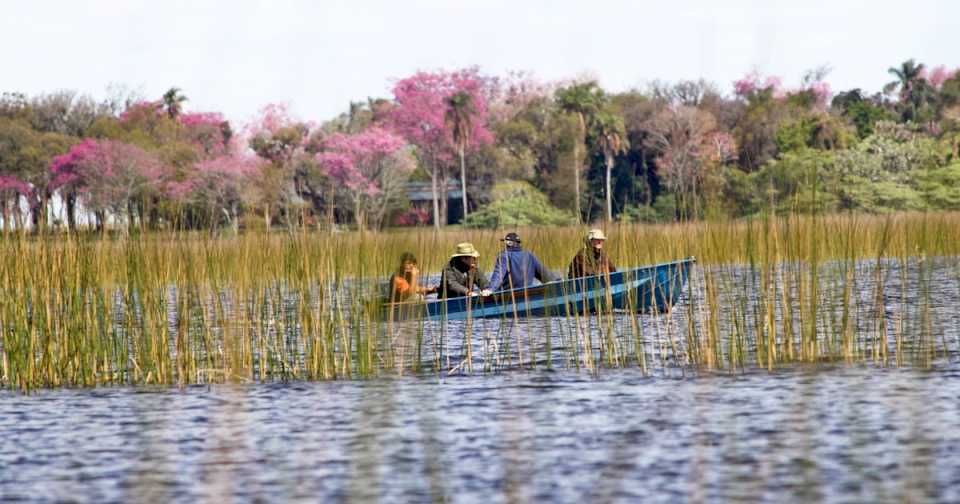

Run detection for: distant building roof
[[406, 181, 463, 201]]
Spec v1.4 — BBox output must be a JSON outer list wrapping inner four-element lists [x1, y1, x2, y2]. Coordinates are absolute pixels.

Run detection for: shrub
[[461, 181, 575, 228]]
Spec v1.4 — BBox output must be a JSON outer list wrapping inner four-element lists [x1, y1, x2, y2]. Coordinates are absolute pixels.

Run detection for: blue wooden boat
[[383, 257, 694, 321]]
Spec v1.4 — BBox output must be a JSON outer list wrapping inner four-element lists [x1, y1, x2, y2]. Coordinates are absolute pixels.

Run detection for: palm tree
[[162, 87, 188, 119], [556, 81, 606, 222], [444, 91, 475, 219], [593, 112, 629, 222], [885, 59, 926, 121]]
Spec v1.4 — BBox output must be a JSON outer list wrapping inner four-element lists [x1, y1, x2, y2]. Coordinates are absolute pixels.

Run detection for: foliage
[[167, 154, 260, 230], [642, 105, 723, 218], [618, 203, 671, 223], [316, 127, 414, 229], [556, 80, 608, 220], [389, 68, 495, 226], [7, 60, 960, 233], [461, 181, 575, 228], [916, 162, 960, 210], [71, 139, 164, 221], [775, 111, 854, 153], [748, 149, 837, 214], [832, 89, 894, 138]]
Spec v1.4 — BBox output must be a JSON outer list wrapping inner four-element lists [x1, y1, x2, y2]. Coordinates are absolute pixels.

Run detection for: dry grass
[[2, 212, 959, 390]]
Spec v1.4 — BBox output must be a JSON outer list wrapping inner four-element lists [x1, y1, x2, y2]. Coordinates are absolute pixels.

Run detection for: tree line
[[2, 60, 959, 234]]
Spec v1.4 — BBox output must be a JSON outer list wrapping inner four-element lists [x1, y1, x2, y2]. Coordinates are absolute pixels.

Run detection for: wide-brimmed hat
[[586, 229, 607, 241], [501, 232, 521, 244], [451, 242, 480, 258]]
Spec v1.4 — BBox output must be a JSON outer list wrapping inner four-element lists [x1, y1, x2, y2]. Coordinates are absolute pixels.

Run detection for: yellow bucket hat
[[451, 242, 481, 258], [586, 228, 607, 241]]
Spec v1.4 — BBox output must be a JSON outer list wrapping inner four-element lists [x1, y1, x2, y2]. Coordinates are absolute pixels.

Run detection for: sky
[[4, 0, 958, 126]]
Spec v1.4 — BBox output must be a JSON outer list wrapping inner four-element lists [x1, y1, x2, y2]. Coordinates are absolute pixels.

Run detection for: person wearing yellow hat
[[567, 228, 617, 278], [438, 242, 492, 298]]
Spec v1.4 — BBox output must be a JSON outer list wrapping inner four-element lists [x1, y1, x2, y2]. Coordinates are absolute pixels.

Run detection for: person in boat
[[487, 232, 557, 292], [568, 228, 617, 278], [438, 242, 492, 298], [390, 252, 437, 303]]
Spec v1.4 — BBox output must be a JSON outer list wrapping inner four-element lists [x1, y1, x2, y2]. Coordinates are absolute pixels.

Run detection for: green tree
[[885, 59, 930, 122], [556, 81, 606, 222], [162, 87, 188, 120], [917, 162, 960, 209], [0, 118, 73, 230], [592, 111, 628, 221], [832, 89, 893, 138], [461, 180, 575, 228], [829, 127, 943, 212], [445, 90, 475, 219]]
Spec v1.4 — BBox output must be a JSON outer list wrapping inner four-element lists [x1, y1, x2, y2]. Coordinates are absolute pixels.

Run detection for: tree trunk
[[13, 200, 24, 231], [30, 201, 41, 233], [66, 192, 77, 232], [573, 142, 581, 224], [354, 195, 365, 232], [326, 180, 336, 230], [126, 201, 136, 236], [459, 145, 468, 219], [439, 169, 448, 226], [430, 162, 440, 231], [264, 204, 270, 230], [605, 153, 614, 222], [1, 198, 9, 236]]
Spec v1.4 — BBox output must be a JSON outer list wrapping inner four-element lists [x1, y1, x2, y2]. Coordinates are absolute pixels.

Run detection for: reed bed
[[2, 212, 960, 391]]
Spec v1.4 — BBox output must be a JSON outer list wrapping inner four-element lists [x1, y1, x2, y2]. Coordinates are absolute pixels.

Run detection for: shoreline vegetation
[[2, 212, 959, 391], [2, 61, 960, 236]]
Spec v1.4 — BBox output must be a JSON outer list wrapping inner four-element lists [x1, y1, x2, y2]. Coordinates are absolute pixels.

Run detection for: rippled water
[[4, 365, 960, 503], [4, 257, 960, 502]]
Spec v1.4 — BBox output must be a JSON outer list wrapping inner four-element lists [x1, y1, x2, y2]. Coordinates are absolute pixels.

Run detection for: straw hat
[[586, 229, 607, 241], [451, 242, 480, 258]]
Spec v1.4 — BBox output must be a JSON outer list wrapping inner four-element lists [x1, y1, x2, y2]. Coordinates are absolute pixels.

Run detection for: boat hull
[[384, 257, 694, 322]]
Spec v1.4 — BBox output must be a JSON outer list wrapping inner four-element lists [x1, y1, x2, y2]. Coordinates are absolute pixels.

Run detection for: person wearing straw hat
[[488, 232, 557, 292], [438, 242, 492, 298], [567, 228, 617, 278]]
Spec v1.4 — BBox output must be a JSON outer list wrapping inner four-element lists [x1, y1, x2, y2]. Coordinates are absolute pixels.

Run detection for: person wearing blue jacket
[[487, 232, 557, 292]]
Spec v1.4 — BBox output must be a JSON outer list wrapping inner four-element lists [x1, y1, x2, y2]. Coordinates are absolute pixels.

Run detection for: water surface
[[3, 365, 960, 503]]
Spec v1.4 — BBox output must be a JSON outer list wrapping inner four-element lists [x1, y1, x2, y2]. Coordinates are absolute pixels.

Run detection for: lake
[[3, 257, 960, 502], [3, 364, 960, 503]]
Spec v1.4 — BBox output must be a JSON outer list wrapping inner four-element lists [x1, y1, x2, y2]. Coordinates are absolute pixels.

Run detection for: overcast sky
[[4, 0, 957, 125]]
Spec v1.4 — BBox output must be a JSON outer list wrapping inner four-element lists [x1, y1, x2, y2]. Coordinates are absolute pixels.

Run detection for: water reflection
[[3, 366, 960, 503]]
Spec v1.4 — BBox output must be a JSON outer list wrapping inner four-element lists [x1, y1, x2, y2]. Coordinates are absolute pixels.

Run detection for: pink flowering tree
[[50, 139, 163, 232], [925, 66, 959, 90], [49, 138, 99, 230], [390, 68, 494, 228], [167, 154, 260, 233], [316, 127, 414, 230], [734, 72, 785, 102], [243, 103, 314, 228], [178, 111, 232, 158], [487, 71, 553, 124]]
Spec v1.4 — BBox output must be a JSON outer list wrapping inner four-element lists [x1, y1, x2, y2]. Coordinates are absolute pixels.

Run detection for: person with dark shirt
[[487, 232, 556, 292], [438, 242, 492, 298], [568, 228, 617, 278]]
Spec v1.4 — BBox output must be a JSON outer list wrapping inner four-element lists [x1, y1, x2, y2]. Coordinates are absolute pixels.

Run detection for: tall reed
[[2, 212, 960, 390]]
